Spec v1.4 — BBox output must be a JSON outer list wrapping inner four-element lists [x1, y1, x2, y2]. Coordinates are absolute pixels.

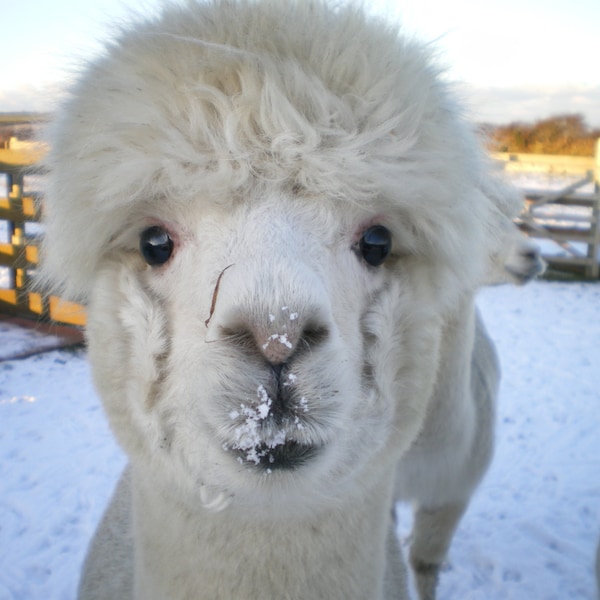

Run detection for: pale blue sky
[[1, 0, 599, 125]]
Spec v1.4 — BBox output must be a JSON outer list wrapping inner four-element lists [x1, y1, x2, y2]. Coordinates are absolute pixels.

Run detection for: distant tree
[[483, 114, 600, 156]]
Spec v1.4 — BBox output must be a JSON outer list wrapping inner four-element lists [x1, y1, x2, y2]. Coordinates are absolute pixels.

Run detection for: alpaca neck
[[131, 467, 396, 600]]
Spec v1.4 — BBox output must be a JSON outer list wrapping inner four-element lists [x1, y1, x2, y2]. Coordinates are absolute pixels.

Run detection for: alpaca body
[[394, 308, 499, 597], [40, 2, 541, 598], [80, 465, 403, 600]]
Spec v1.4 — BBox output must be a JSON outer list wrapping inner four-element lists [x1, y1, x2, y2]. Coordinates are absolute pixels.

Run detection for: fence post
[[591, 139, 600, 278], [595, 138, 600, 190]]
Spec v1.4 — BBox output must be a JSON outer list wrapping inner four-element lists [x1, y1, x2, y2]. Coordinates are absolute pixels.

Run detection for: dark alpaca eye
[[359, 225, 392, 267], [140, 226, 174, 266]]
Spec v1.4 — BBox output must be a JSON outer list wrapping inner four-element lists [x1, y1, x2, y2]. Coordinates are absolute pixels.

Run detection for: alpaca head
[[41, 1, 516, 516]]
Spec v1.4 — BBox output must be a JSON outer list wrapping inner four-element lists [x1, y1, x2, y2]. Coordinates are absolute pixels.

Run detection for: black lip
[[237, 441, 320, 471]]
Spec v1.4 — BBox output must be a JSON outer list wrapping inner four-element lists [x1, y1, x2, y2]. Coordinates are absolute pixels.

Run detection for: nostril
[[218, 325, 256, 351], [300, 323, 330, 350]]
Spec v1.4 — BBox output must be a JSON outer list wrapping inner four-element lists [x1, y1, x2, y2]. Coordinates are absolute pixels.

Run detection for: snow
[[284, 372, 298, 386], [1, 280, 598, 599], [262, 332, 293, 351], [419, 281, 600, 599], [507, 172, 595, 195], [0, 321, 66, 361], [229, 384, 285, 465], [0, 348, 125, 600]]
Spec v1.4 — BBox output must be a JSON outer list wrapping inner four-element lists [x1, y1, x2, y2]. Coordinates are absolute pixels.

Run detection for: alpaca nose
[[219, 308, 330, 365], [259, 328, 297, 365]]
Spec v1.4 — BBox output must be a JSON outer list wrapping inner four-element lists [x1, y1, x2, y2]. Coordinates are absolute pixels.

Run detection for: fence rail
[[491, 151, 596, 176], [493, 141, 600, 279]]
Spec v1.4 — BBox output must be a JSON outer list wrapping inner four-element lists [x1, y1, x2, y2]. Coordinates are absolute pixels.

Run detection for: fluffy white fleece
[[39, 2, 539, 599], [41, 1, 517, 302]]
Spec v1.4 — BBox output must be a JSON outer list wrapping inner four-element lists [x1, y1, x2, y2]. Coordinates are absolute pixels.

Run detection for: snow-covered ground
[[1, 280, 599, 599]]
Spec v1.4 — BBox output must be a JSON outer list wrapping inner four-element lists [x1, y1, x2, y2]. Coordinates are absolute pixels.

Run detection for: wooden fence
[[493, 140, 600, 279], [0, 117, 85, 325]]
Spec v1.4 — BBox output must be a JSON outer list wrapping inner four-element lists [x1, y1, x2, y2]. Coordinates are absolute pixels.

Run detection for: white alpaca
[[40, 2, 542, 599]]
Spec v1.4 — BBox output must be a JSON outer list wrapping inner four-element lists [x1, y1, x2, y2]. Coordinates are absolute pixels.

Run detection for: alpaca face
[[42, 1, 511, 515], [87, 192, 447, 513]]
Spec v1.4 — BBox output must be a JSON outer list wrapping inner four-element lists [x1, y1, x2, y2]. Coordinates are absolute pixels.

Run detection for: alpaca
[[39, 2, 542, 598]]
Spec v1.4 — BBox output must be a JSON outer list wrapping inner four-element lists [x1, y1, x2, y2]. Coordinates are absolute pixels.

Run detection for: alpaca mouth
[[225, 377, 320, 471], [234, 440, 320, 471]]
